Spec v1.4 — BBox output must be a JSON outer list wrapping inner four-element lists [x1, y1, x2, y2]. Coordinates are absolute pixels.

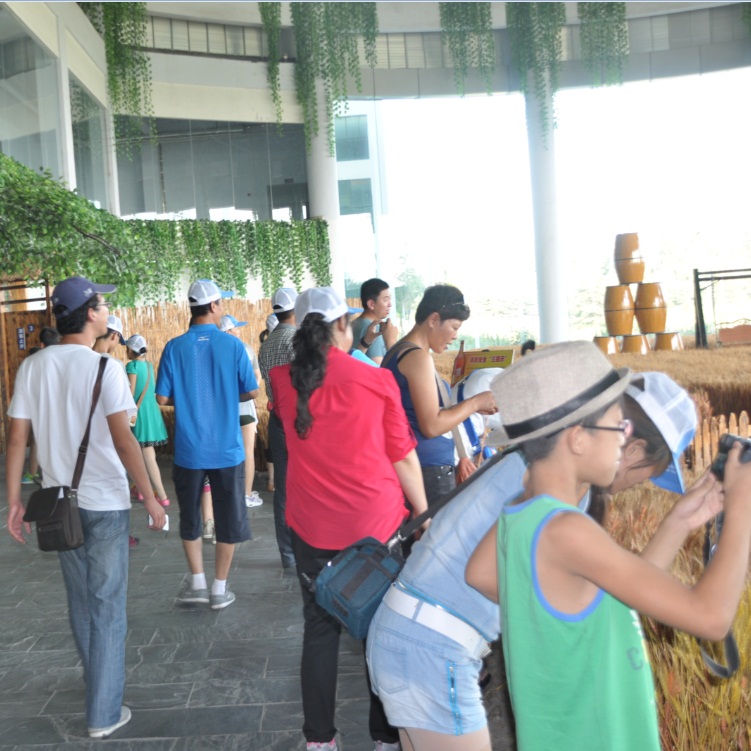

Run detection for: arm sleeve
[[100, 359, 137, 417], [155, 345, 173, 397], [7, 361, 30, 419]]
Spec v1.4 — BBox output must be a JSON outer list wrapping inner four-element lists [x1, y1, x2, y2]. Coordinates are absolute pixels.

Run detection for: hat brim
[[486, 367, 631, 447], [650, 455, 685, 494]]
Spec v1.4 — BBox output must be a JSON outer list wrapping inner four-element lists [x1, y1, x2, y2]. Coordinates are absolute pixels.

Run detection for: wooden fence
[[687, 411, 749, 473]]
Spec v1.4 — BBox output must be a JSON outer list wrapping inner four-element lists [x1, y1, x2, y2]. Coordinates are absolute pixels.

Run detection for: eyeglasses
[[583, 419, 633, 439]]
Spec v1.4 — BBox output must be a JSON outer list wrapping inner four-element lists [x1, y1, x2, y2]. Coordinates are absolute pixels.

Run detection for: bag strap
[[380, 340, 421, 370], [435, 372, 468, 461], [71, 357, 108, 491], [696, 516, 739, 678], [134, 361, 152, 408], [391, 444, 520, 547]]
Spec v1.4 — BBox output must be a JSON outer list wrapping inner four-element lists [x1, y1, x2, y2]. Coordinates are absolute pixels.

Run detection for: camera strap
[[696, 516, 739, 679]]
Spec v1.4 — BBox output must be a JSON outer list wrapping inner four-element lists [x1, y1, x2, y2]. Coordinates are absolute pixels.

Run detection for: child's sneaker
[[128, 535, 139, 549], [21, 472, 35, 485], [245, 492, 263, 508], [306, 741, 337, 751], [158, 497, 170, 507], [130, 486, 144, 502], [373, 742, 400, 751]]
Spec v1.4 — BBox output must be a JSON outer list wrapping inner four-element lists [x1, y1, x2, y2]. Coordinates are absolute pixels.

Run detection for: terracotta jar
[[604, 285, 635, 337], [634, 282, 667, 334]]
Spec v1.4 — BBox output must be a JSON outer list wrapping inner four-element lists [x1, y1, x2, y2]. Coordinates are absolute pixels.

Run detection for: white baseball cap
[[272, 287, 298, 313], [266, 313, 279, 333], [625, 372, 697, 494], [106, 315, 126, 345], [126, 334, 148, 354], [295, 287, 359, 324], [188, 279, 233, 307], [220, 315, 247, 332]]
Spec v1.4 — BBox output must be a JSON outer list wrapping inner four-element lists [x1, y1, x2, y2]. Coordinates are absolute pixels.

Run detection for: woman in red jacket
[[271, 287, 428, 751]]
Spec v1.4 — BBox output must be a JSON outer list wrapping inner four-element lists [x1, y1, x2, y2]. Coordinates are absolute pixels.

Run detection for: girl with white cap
[[125, 335, 170, 508], [367, 345, 729, 751]]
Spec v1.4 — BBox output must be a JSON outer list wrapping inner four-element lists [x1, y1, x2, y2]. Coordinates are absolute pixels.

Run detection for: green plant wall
[[0, 154, 331, 306]]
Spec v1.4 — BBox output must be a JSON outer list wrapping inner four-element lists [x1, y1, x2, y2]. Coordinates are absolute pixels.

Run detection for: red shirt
[[271, 346, 416, 549]]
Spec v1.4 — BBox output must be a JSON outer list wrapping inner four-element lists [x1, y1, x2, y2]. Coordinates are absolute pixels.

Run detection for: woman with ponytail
[[271, 287, 429, 751]]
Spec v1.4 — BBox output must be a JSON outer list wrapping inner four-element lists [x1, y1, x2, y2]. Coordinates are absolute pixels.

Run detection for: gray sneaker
[[210, 589, 236, 610], [177, 582, 209, 604]]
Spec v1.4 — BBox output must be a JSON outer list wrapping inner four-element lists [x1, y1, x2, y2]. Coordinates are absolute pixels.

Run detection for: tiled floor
[[0, 459, 376, 750], [0, 457, 515, 751]]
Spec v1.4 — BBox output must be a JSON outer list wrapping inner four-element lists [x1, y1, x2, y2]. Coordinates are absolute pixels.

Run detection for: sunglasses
[[439, 302, 470, 318]]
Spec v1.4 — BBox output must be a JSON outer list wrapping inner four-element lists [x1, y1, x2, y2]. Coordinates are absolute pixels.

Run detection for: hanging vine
[[506, 2, 566, 143], [286, 2, 378, 155], [259, 2, 284, 131], [0, 153, 331, 305], [577, 3, 629, 87], [439, 3, 496, 96], [78, 2, 155, 156]]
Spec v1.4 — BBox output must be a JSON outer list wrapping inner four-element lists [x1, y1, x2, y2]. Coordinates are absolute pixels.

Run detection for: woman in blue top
[[381, 285, 496, 505]]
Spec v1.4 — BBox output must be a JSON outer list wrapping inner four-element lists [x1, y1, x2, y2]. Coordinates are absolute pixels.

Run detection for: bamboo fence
[[689, 412, 750, 474]]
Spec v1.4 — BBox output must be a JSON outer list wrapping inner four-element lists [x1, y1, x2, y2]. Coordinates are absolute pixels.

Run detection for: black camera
[[709, 433, 751, 481]]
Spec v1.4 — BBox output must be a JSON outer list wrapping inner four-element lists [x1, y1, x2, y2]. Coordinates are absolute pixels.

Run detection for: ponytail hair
[[290, 313, 334, 439]]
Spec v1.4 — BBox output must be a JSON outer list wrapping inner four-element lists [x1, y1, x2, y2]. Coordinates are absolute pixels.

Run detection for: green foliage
[[286, 2, 378, 154], [259, 2, 284, 130], [439, 2, 496, 96], [0, 153, 331, 305], [744, 4, 751, 37], [78, 2, 154, 156], [506, 2, 566, 142], [577, 3, 628, 86]]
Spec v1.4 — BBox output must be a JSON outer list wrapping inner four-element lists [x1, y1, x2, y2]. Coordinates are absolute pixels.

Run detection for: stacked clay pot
[[596, 233, 682, 354]]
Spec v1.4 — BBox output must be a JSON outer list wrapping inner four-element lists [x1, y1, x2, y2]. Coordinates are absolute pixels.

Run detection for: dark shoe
[[177, 582, 210, 604]]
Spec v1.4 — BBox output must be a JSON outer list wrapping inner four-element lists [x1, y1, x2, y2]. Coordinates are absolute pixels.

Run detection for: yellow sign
[[452, 348, 515, 385]]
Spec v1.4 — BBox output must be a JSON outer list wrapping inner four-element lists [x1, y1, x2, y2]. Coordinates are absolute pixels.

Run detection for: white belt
[[383, 583, 491, 660]]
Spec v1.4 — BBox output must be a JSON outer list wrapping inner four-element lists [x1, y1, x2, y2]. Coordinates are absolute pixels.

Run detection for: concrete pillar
[[305, 83, 343, 293], [524, 73, 568, 344], [55, 22, 76, 191]]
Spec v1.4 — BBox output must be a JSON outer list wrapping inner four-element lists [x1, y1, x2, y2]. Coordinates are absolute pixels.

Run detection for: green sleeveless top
[[497, 495, 661, 751]]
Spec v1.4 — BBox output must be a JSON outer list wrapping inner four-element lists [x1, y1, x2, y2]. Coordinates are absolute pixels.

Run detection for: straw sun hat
[[486, 341, 631, 447]]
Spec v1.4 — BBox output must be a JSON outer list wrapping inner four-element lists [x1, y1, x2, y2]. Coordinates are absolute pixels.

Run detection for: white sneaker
[[89, 706, 131, 738], [245, 491, 263, 508], [306, 741, 337, 751]]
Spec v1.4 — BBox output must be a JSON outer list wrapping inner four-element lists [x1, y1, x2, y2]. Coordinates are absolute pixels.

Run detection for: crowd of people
[[6, 273, 751, 750]]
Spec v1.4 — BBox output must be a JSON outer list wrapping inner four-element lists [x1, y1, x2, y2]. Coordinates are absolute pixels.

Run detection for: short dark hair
[[276, 309, 294, 324], [190, 302, 212, 320], [55, 296, 99, 336], [415, 284, 470, 324], [39, 327, 61, 347], [360, 278, 389, 308], [521, 339, 536, 356]]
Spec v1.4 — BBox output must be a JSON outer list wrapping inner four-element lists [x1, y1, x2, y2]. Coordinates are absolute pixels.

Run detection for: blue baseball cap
[[220, 314, 247, 332], [51, 276, 115, 318]]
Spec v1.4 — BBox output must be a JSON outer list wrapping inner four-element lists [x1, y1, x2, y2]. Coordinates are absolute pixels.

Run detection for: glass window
[[152, 17, 172, 49], [226, 26, 244, 56], [338, 178, 373, 222], [207, 24, 227, 55], [0, 6, 62, 179], [335, 115, 369, 162], [70, 76, 108, 210], [189, 21, 208, 53], [244, 27, 263, 57], [117, 119, 309, 221], [172, 19, 189, 51]]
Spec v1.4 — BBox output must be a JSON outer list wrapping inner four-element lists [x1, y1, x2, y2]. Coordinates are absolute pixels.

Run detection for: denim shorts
[[366, 600, 486, 735]]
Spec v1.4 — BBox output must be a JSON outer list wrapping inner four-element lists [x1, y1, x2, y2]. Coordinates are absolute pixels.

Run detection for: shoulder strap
[[134, 361, 151, 408], [71, 357, 108, 491], [390, 444, 521, 548], [380, 340, 420, 370]]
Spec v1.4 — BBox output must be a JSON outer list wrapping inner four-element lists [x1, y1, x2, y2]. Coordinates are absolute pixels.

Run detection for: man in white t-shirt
[[5, 276, 166, 740]]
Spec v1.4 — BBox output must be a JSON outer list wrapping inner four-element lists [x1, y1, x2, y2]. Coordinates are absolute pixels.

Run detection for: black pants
[[268, 410, 295, 566], [290, 529, 399, 745]]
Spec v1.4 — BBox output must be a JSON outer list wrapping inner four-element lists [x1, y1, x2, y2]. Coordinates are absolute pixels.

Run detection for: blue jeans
[[58, 509, 130, 729], [268, 410, 295, 567]]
